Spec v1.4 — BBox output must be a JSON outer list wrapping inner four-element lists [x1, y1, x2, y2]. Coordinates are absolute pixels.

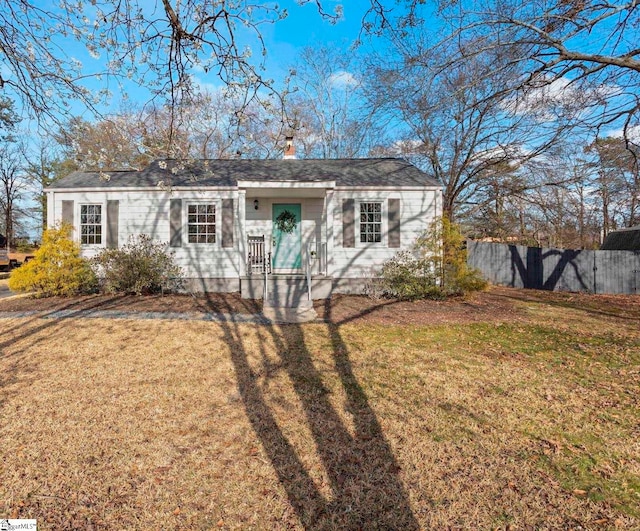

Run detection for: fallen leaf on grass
[[573, 489, 588, 496]]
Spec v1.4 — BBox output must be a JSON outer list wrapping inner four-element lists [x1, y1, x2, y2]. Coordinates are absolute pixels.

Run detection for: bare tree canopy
[[285, 46, 383, 159], [0, 141, 29, 246], [0, 0, 345, 122], [424, 0, 640, 139], [366, 27, 576, 221], [53, 93, 295, 170]]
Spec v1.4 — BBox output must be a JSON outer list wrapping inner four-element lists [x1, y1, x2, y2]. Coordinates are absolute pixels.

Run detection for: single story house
[[46, 154, 442, 301], [600, 226, 640, 251]]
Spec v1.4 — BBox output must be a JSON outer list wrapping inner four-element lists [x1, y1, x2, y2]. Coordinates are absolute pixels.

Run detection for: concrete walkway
[[0, 296, 319, 325], [0, 308, 277, 323], [0, 278, 320, 324], [0, 277, 12, 299], [261, 304, 318, 324]]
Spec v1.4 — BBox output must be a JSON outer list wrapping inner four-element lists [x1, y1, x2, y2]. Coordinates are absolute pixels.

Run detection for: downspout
[[306, 243, 312, 301]]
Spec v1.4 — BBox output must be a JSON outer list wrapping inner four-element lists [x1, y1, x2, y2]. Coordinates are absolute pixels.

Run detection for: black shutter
[[388, 198, 400, 248], [221, 199, 234, 248], [106, 200, 119, 249], [342, 199, 355, 248], [61, 200, 74, 226], [170, 199, 182, 247]]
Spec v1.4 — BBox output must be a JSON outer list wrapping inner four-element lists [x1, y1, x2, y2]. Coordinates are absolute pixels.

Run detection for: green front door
[[272, 203, 302, 270]]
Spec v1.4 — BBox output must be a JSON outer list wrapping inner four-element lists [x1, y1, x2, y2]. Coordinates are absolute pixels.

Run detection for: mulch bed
[[2, 285, 639, 325]]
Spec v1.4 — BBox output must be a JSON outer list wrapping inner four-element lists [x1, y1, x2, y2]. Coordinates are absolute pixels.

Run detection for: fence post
[[593, 252, 597, 294]]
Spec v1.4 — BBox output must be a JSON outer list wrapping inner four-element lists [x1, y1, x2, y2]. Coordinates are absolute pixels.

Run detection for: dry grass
[[0, 290, 639, 529]]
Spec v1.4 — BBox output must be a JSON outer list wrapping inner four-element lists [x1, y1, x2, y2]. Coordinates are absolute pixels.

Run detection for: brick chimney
[[284, 136, 296, 159]]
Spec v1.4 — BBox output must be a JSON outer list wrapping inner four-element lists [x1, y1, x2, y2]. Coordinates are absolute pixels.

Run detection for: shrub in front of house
[[421, 216, 488, 296], [92, 234, 182, 295], [8, 223, 98, 297], [379, 250, 445, 301], [377, 218, 487, 300]]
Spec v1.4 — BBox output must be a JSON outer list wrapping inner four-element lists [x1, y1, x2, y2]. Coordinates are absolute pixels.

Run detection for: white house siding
[[244, 196, 324, 258], [331, 188, 441, 280], [48, 189, 242, 284], [47, 185, 442, 295]]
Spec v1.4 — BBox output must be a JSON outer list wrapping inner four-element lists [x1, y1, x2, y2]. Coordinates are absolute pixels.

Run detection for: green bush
[[92, 234, 182, 295], [8, 223, 97, 297], [376, 217, 487, 300], [379, 250, 445, 301], [418, 216, 488, 296]]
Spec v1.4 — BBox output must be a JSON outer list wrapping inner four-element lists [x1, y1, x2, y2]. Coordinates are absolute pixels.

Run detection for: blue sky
[[2, 1, 396, 240], [77, 1, 387, 116], [0, 1, 391, 122]]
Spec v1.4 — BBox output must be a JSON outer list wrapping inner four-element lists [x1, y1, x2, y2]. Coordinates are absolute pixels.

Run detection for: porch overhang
[[238, 179, 335, 198]]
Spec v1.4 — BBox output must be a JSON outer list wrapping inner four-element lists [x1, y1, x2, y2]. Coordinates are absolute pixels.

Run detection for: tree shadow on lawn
[[495, 286, 640, 322], [0, 295, 150, 354], [0, 292, 418, 527], [0, 291, 263, 315], [213, 294, 419, 529], [0, 296, 140, 410]]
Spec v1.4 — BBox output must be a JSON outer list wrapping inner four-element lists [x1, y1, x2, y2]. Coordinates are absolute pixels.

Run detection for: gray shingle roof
[[48, 158, 441, 189], [600, 226, 640, 250]]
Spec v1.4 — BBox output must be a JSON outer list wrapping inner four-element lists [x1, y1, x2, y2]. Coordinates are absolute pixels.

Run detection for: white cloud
[[504, 76, 622, 122], [603, 124, 640, 142], [471, 144, 527, 165], [328, 70, 359, 89], [190, 75, 225, 96]]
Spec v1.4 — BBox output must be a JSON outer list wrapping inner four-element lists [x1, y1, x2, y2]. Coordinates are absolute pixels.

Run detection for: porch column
[[46, 191, 55, 228], [325, 190, 334, 277], [237, 189, 247, 276]]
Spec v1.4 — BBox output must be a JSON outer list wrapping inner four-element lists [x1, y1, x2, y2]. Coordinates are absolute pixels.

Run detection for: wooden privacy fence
[[467, 240, 640, 295]]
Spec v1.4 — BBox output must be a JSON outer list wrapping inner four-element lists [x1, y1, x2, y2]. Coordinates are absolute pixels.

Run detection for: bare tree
[[0, 142, 29, 247], [586, 137, 640, 232], [53, 92, 291, 171], [418, 0, 640, 140], [367, 35, 572, 221], [55, 115, 152, 171], [0, 0, 344, 129], [285, 46, 383, 158]]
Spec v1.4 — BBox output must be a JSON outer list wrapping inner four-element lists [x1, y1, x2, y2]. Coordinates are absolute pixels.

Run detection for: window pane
[[359, 202, 382, 245], [187, 203, 216, 244], [80, 204, 102, 245]]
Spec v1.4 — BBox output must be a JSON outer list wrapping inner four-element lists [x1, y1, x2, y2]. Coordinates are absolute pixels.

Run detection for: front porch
[[237, 178, 335, 303], [240, 237, 332, 303]]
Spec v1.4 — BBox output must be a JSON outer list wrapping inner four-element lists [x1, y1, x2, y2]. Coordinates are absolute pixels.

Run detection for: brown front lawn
[[1, 287, 638, 529]]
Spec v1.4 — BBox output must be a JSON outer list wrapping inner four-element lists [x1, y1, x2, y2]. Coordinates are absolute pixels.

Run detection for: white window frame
[[79, 203, 103, 246], [358, 201, 384, 245], [186, 201, 218, 245]]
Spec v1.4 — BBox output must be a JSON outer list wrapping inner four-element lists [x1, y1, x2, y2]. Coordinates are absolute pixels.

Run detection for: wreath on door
[[275, 209, 297, 234]]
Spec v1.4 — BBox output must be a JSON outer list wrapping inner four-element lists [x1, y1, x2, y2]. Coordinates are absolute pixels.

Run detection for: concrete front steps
[[240, 274, 332, 302], [261, 304, 318, 324], [240, 274, 331, 323]]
